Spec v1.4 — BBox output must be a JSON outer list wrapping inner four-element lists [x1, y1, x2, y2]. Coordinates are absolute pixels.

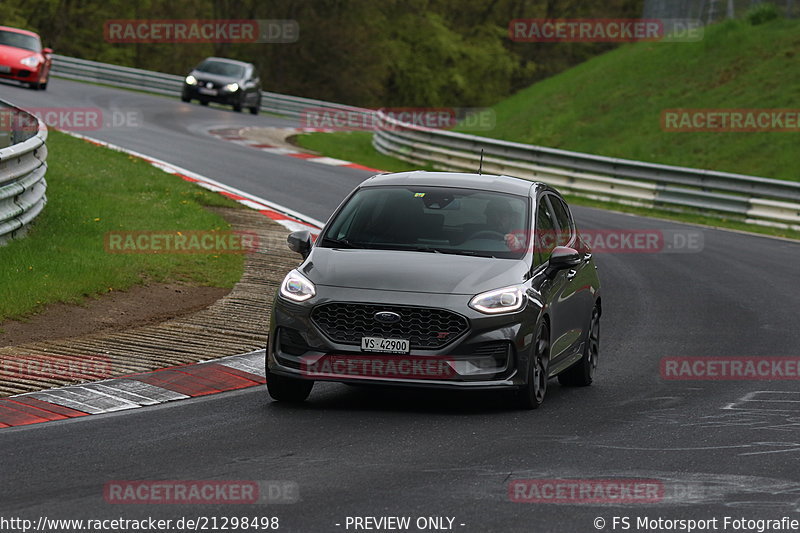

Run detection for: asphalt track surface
[[1, 78, 799, 532]]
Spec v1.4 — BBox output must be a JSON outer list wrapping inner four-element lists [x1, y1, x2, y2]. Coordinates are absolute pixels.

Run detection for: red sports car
[[0, 26, 52, 90]]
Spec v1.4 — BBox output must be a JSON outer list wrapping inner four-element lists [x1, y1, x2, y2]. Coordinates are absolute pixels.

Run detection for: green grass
[[459, 17, 800, 182], [290, 17, 800, 240], [0, 130, 245, 321], [293, 131, 431, 173]]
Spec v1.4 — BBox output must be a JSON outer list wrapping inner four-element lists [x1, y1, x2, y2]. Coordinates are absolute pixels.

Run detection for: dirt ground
[[0, 283, 230, 347]]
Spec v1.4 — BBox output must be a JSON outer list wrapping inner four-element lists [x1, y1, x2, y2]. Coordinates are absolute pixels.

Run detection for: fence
[[49, 54, 800, 230], [372, 112, 800, 229], [643, 0, 798, 23], [50, 54, 373, 121]]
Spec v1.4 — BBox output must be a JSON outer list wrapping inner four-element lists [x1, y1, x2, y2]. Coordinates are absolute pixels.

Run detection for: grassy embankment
[[0, 130, 245, 321], [295, 15, 800, 239]]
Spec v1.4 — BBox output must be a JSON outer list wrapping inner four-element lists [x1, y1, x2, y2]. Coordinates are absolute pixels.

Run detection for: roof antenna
[[478, 149, 484, 175]]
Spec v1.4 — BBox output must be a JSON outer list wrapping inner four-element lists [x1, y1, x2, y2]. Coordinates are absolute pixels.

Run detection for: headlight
[[469, 285, 525, 314], [185, 75, 198, 85], [224, 82, 239, 92], [280, 270, 316, 302], [20, 55, 40, 68]]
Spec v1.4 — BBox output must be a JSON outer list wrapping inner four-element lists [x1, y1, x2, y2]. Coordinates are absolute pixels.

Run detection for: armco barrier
[[50, 54, 373, 122], [49, 54, 800, 230], [372, 111, 800, 230], [0, 101, 48, 244]]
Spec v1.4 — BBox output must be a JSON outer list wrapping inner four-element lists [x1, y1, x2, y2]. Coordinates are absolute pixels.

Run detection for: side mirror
[[287, 230, 312, 258], [42, 48, 53, 55], [546, 246, 582, 276]]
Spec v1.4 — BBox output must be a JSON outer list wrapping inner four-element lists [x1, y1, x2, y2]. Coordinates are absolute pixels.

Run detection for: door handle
[[566, 269, 577, 281]]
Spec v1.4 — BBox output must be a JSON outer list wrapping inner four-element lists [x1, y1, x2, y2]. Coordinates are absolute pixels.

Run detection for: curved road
[[1, 78, 799, 532]]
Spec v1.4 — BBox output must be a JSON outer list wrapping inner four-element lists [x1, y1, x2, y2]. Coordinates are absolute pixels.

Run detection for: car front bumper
[[0, 63, 42, 83], [267, 285, 543, 390], [182, 84, 241, 104]]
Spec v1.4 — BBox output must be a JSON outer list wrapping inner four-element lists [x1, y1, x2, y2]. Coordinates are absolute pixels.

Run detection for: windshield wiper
[[367, 243, 443, 253], [395, 246, 496, 258], [321, 237, 363, 249], [422, 248, 497, 258]]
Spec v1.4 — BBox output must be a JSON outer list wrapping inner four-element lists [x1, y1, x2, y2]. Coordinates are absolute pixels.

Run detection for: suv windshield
[[321, 186, 529, 259], [0, 30, 41, 52], [195, 60, 245, 78]]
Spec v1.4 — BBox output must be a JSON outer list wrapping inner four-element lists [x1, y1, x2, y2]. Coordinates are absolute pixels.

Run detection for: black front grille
[[311, 303, 468, 349]]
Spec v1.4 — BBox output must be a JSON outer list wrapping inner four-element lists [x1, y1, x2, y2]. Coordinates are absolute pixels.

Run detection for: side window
[[548, 195, 574, 246], [534, 197, 557, 266]]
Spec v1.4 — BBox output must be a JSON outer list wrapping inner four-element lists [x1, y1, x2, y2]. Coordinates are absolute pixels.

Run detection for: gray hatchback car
[[267, 171, 601, 409]]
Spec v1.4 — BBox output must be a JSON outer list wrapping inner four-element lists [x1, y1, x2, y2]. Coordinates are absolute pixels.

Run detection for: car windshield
[[321, 186, 529, 259], [0, 30, 41, 52], [195, 60, 245, 78]]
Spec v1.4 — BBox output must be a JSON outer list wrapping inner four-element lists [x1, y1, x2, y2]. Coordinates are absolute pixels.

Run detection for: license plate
[[0, 66, 11, 73], [198, 87, 217, 95], [361, 337, 410, 354]]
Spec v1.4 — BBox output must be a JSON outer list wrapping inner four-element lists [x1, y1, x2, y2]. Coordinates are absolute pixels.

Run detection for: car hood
[[189, 70, 240, 84], [301, 248, 530, 295], [0, 45, 37, 64]]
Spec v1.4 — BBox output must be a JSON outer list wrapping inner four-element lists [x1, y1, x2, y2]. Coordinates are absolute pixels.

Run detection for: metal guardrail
[[49, 54, 800, 229], [373, 111, 800, 230], [50, 54, 373, 121], [0, 101, 48, 244]]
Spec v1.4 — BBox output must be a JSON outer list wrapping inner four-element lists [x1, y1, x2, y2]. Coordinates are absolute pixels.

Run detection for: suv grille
[[196, 79, 220, 89], [311, 303, 468, 349]]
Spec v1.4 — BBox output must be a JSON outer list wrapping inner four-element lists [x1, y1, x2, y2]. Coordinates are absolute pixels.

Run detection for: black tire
[[181, 95, 190, 103], [249, 96, 261, 115], [233, 96, 243, 112], [29, 82, 40, 90], [39, 81, 47, 91], [515, 322, 550, 409], [200, 100, 209, 106], [266, 371, 313, 402], [558, 306, 600, 387]]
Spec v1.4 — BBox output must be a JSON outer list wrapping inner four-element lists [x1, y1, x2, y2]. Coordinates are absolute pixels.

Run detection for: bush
[[746, 2, 781, 25]]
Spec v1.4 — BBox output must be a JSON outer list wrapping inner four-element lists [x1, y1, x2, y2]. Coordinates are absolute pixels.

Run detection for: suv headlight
[[280, 270, 316, 302], [469, 285, 525, 314], [224, 82, 239, 92], [185, 75, 198, 85], [20, 55, 40, 68]]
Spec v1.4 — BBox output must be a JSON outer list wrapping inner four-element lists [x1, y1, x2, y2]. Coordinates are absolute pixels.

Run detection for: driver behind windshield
[[484, 198, 524, 251]]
